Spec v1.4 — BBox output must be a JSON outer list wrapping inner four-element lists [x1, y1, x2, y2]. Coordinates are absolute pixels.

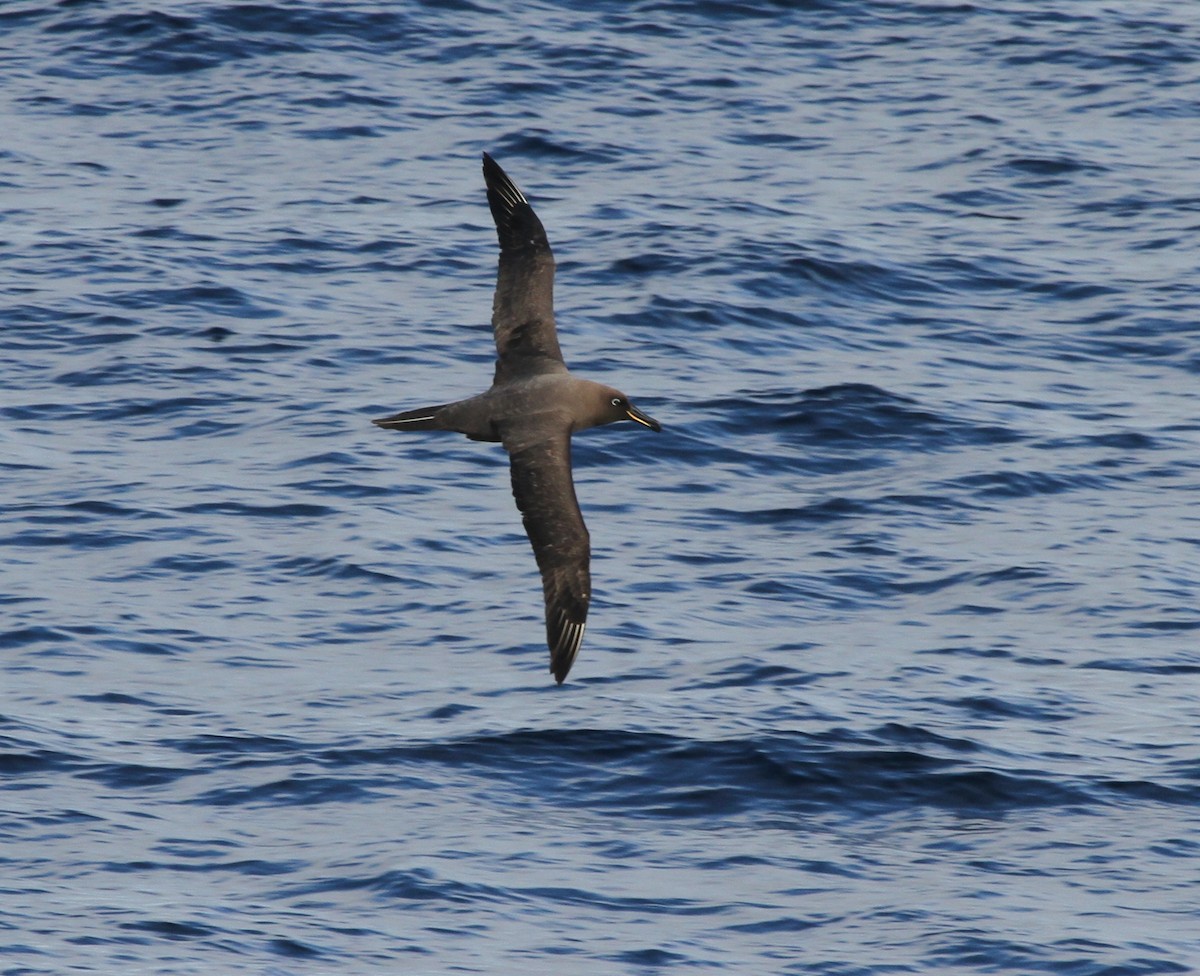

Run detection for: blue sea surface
[[3, 1, 1200, 972]]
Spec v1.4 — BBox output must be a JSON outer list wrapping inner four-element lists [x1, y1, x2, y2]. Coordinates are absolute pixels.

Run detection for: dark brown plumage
[[373, 153, 661, 683]]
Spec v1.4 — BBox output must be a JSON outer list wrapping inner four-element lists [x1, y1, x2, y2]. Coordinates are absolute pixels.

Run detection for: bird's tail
[[372, 404, 450, 431]]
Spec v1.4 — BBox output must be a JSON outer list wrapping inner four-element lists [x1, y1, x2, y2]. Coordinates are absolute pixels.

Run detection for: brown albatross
[[373, 153, 661, 683]]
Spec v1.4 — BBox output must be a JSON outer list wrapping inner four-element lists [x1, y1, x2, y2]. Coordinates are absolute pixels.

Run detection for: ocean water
[[3, 1, 1199, 972]]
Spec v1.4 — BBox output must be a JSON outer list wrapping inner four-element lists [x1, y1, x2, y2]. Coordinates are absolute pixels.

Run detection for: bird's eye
[[611, 397, 622, 406]]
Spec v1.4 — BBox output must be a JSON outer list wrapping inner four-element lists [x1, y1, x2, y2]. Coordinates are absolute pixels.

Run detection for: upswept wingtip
[[549, 610, 586, 684], [482, 152, 529, 217]]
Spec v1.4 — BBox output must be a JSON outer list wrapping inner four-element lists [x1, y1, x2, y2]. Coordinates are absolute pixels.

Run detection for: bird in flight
[[374, 153, 661, 683]]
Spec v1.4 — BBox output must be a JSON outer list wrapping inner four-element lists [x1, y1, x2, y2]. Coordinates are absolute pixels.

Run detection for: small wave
[[118, 920, 217, 940], [286, 727, 1108, 822], [198, 775, 381, 808], [1001, 155, 1106, 178], [44, 9, 307, 77], [708, 384, 1022, 455], [940, 468, 1114, 500], [0, 625, 74, 649], [176, 501, 334, 519], [146, 554, 237, 576], [271, 555, 401, 584], [105, 285, 277, 319]]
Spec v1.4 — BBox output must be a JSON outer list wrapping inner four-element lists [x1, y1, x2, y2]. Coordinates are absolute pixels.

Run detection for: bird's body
[[383, 372, 631, 443], [374, 153, 660, 683]]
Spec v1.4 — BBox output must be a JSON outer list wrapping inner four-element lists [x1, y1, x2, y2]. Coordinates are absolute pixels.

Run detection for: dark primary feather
[[482, 152, 565, 380], [502, 429, 590, 683]]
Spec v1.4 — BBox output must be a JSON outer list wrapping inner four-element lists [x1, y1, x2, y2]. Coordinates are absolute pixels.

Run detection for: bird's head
[[588, 385, 661, 433]]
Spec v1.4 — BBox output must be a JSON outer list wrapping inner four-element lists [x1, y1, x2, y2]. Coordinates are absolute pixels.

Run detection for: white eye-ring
[[611, 397, 622, 406]]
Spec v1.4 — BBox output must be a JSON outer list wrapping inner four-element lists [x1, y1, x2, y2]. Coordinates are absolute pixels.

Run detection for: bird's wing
[[482, 153, 566, 382], [502, 426, 590, 683]]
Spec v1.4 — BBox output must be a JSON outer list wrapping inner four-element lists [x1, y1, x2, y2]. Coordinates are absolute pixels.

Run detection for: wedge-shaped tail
[[372, 405, 450, 431]]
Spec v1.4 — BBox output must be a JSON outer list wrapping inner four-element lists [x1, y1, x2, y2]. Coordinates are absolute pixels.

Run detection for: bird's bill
[[626, 404, 662, 432]]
